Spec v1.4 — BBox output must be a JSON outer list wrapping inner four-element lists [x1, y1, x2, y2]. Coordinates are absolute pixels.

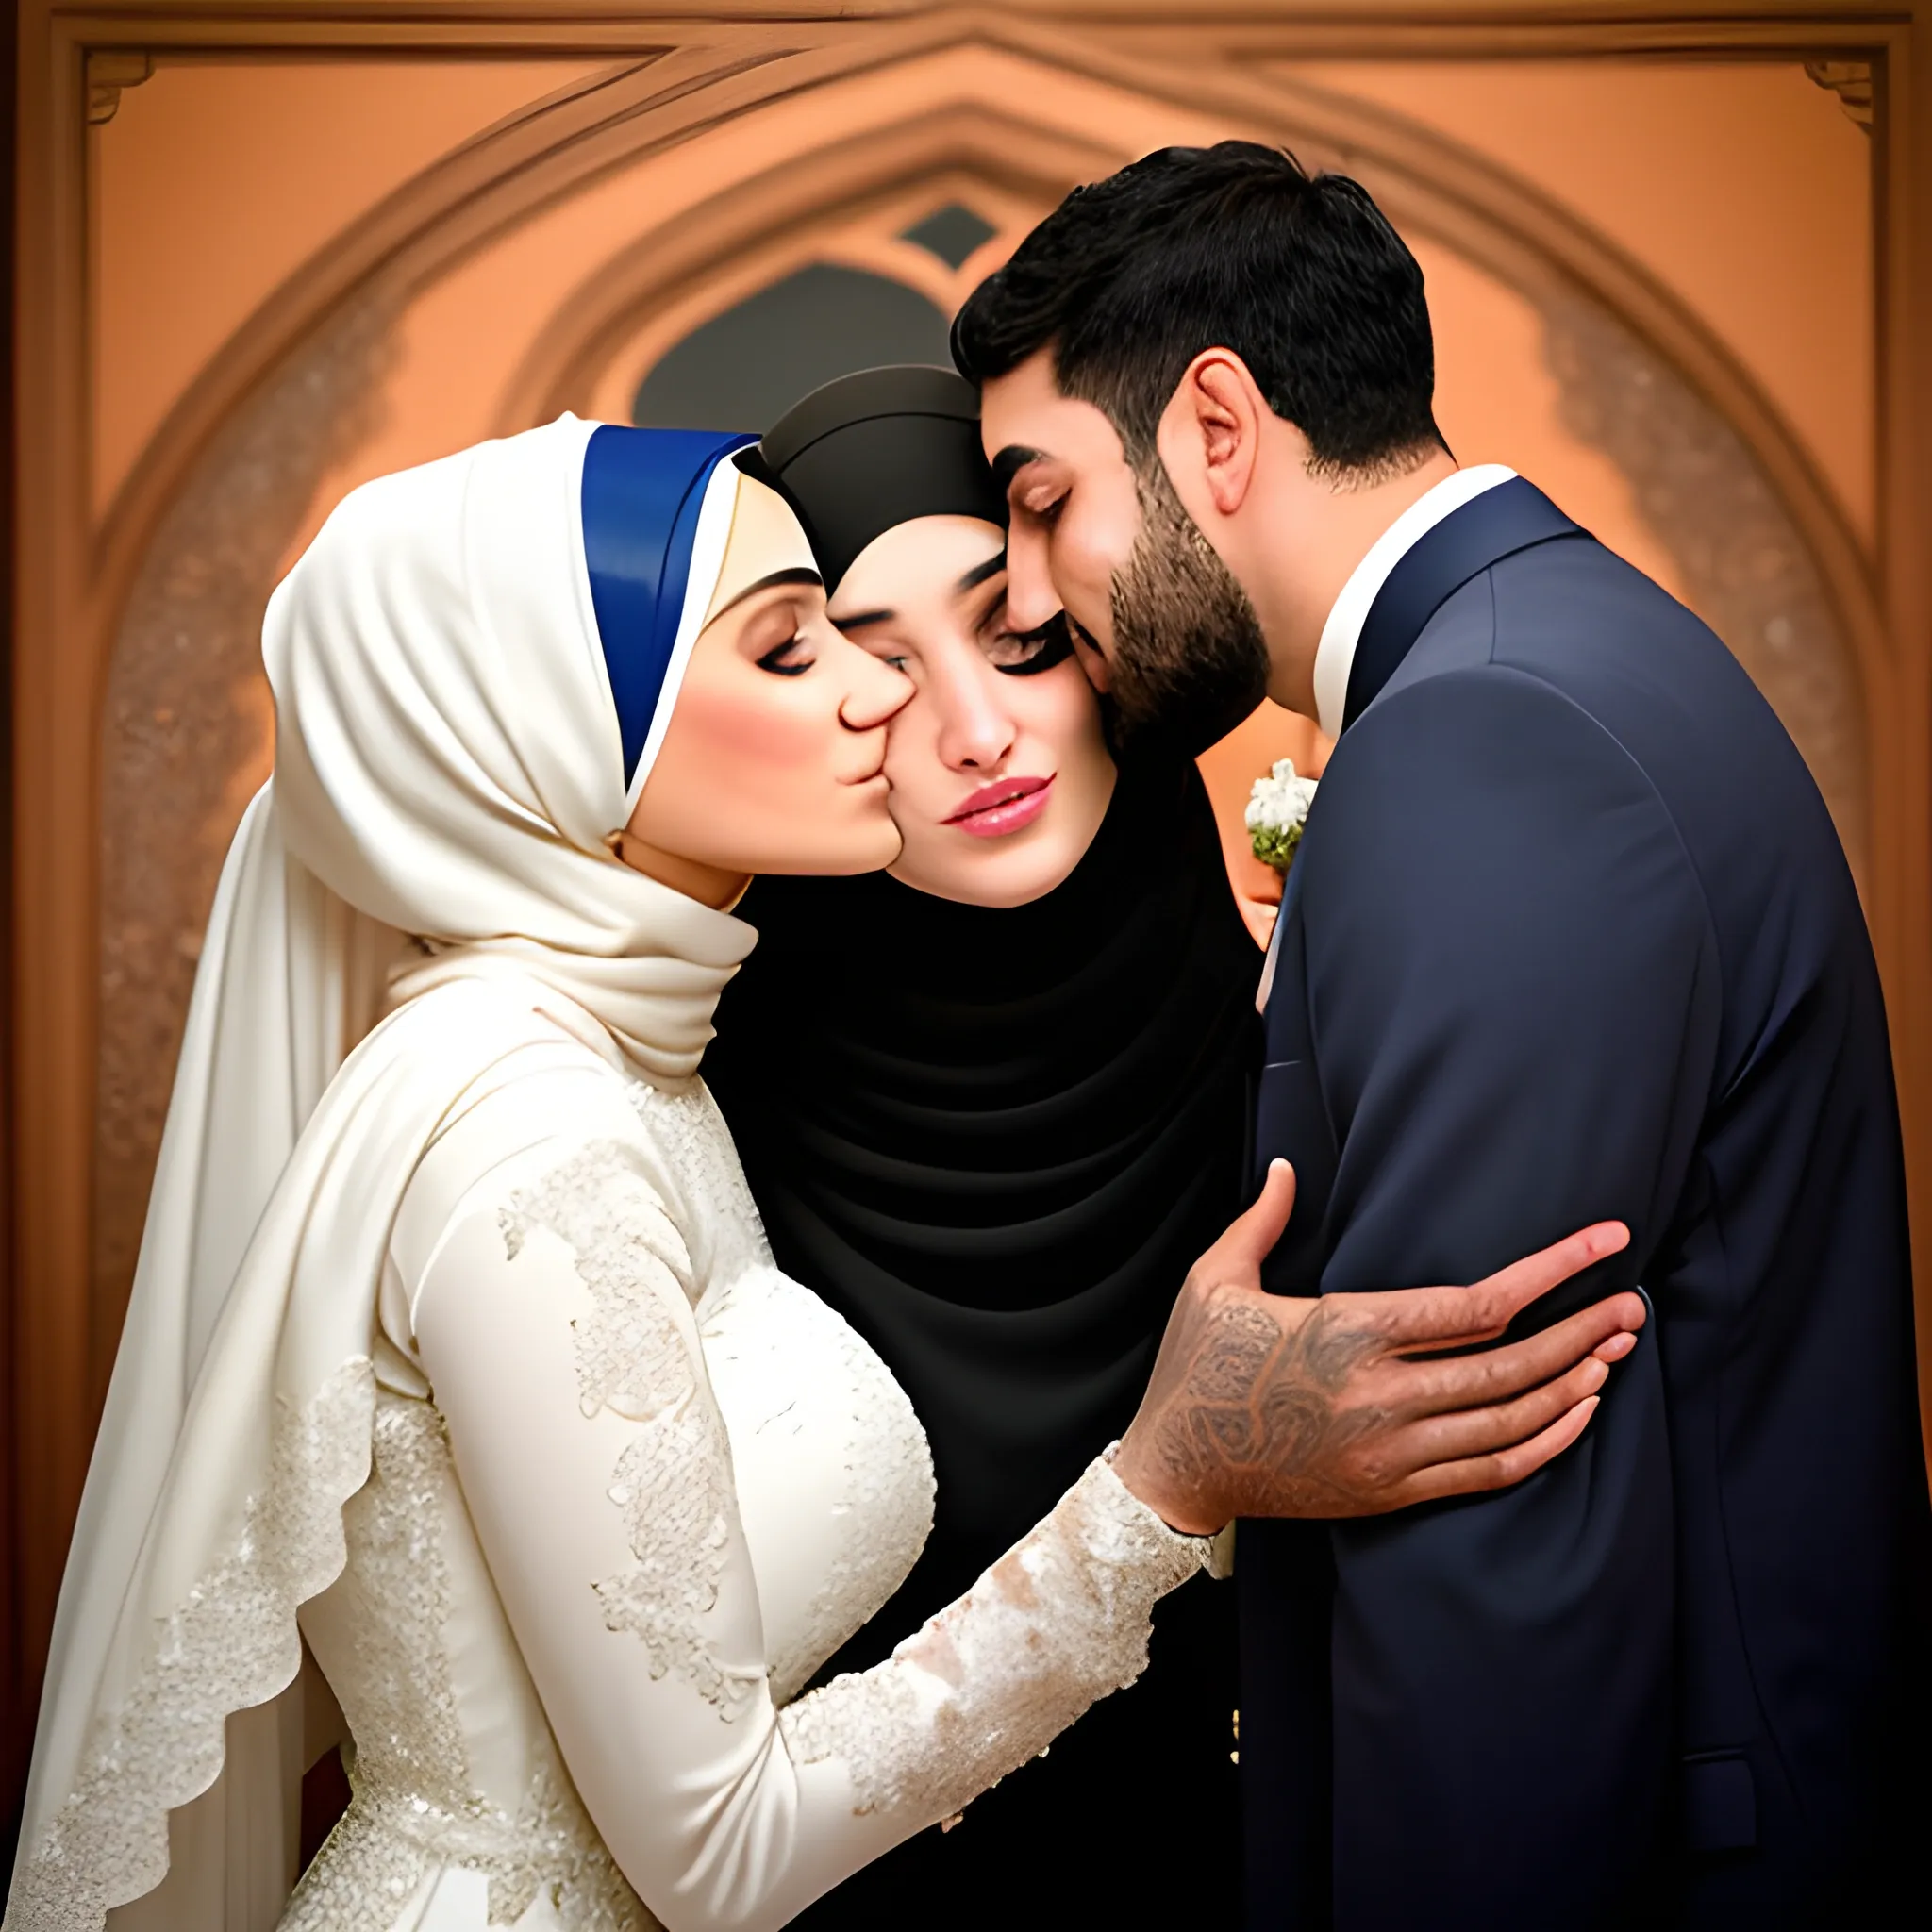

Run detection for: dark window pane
[[898, 203, 997, 271], [632, 264, 954, 433]]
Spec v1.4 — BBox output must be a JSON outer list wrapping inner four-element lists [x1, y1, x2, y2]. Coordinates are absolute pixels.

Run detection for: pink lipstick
[[944, 774, 1055, 838]]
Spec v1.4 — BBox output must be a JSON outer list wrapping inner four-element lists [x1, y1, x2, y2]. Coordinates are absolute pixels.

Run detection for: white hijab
[[7, 416, 757, 1932]]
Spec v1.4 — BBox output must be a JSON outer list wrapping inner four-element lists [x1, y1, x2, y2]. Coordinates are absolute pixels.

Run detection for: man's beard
[[1101, 458, 1273, 758]]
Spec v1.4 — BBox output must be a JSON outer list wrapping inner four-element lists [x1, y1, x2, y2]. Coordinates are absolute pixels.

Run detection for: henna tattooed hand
[[1112, 1162, 1642, 1535]]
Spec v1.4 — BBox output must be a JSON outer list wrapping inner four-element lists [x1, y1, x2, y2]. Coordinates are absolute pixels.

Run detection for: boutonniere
[[1245, 759, 1319, 873]]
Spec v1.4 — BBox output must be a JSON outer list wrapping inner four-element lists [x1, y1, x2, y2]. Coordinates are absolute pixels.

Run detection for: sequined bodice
[[291, 1396, 650, 1931], [266, 1029, 1201, 1932], [288, 1074, 936, 1930]]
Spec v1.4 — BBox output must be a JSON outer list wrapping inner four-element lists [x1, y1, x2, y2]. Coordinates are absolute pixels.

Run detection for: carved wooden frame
[[11, 0, 1931, 1801]]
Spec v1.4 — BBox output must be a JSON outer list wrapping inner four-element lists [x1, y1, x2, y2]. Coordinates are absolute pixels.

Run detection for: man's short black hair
[[952, 142, 1445, 478]]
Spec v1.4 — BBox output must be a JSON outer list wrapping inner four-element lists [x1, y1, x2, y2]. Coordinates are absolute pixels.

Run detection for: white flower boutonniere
[[1245, 758, 1319, 872]]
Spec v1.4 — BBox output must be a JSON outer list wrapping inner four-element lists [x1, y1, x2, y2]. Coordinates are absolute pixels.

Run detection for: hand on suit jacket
[[1111, 1161, 1643, 1535]]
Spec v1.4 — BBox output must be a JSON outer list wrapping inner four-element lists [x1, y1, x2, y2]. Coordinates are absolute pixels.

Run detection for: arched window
[[632, 263, 954, 432]]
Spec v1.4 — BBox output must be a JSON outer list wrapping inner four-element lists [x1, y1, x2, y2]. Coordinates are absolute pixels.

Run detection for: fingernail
[[1582, 1358, 1608, 1391], [1595, 1333, 1636, 1362]]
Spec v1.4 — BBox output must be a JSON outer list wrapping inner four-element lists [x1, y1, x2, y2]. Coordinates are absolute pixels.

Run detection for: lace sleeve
[[780, 1450, 1208, 1830], [408, 1097, 1206, 1932]]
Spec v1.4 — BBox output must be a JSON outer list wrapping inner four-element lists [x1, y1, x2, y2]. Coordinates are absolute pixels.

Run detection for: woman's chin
[[889, 836, 1082, 909]]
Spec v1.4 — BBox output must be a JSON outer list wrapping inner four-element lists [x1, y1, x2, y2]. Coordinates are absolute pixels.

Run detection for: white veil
[[6, 416, 756, 1931]]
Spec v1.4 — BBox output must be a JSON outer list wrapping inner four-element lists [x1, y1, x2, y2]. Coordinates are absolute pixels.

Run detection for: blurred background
[[8, 0, 1931, 1853]]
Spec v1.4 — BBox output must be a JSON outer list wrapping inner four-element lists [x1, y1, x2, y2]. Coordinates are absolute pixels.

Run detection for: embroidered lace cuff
[[778, 1447, 1208, 1833]]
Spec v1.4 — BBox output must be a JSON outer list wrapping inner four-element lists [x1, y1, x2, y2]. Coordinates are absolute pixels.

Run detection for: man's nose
[[1004, 523, 1063, 633], [840, 647, 913, 730]]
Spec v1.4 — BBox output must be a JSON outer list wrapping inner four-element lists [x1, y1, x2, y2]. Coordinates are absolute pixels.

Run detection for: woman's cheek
[[881, 700, 942, 822], [676, 677, 830, 796], [1013, 663, 1106, 787], [1031, 660, 1097, 743]]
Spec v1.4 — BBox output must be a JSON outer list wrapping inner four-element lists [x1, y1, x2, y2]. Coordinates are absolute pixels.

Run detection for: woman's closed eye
[[982, 612, 1074, 677], [755, 632, 816, 676]]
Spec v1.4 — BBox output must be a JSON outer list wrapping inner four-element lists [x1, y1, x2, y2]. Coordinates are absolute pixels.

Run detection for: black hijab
[[705, 367, 1262, 1673], [744, 362, 1008, 592]]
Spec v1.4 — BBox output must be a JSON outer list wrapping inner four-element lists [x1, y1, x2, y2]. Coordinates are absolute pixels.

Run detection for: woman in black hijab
[[708, 367, 1259, 1925]]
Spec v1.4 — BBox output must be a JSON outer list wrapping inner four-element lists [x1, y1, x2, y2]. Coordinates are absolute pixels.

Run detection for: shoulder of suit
[[1315, 664, 1682, 857], [1342, 656, 1633, 750]]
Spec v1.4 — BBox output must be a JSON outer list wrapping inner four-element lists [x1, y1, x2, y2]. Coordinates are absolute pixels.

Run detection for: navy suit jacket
[[1240, 480, 1931, 1928]]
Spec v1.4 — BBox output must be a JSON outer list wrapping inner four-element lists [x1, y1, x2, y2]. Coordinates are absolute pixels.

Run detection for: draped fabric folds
[[707, 755, 1260, 1650], [8, 418, 756, 1932], [706, 758, 1259, 1923], [711, 360, 1262, 1923]]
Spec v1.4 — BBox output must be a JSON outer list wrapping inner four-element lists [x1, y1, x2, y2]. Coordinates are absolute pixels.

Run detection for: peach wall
[[91, 58, 608, 514], [1289, 59, 1875, 544]]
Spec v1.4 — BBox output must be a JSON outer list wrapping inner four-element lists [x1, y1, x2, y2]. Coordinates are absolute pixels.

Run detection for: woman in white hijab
[[5, 417, 1217, 1932]]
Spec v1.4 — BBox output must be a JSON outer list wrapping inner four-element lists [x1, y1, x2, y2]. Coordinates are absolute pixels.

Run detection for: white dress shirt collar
[[1309, 464, 1518, 739]]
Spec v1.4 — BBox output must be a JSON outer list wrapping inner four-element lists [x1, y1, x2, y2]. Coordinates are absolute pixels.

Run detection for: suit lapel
[[1343, 477, 1585, 730], [1256, 860, 1333, 1292], [1255, 857, 1303, 1013], [1253, 481, 1586, 1291]]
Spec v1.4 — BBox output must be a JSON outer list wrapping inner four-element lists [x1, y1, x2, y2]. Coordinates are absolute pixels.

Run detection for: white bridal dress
[[4, 417, 1206, 1932], [286, 963, 1204, 1932]]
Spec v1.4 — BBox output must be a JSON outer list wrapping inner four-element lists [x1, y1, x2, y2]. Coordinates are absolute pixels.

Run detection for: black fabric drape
[[705, 755, 1261, 1925], [747, 362, 1008, 594]]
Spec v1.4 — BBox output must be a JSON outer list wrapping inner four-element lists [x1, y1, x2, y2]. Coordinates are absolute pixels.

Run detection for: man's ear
[[1158, 350, 1264, 523]]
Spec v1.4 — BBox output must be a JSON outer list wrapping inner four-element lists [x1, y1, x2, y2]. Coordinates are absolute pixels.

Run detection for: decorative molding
[[495, 105, 1108, 430], [1807, 58, 1876, 133], [567, 171, 1040, 428], [92, 295, 397, 1397], [26, 3, 1914, 60], [1543, 292, 1868, 884], [85, 50, 151, 125]]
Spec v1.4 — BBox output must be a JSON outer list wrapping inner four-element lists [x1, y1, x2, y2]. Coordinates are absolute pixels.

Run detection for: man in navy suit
[[956, 142, 1931, 1926]]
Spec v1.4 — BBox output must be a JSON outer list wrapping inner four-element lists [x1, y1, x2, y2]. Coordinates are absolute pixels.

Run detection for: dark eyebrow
[[832, 548, 1005, 627], [955, 549, 1008, 594], [708, 566, 823, 621], [991, 445, 1048, 490]]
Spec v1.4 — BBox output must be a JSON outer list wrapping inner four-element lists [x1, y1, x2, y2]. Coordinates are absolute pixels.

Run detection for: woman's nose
[[935, 671, 1018, 773], [839, 645, 913, 731]]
